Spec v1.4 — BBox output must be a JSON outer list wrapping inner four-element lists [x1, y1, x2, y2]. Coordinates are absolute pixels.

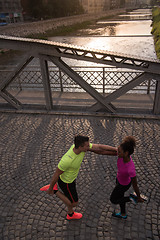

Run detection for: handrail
[[0, 65, 155, 94], [0, 36, 160, 114]]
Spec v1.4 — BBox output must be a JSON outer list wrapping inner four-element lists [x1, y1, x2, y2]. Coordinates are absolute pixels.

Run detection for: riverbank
[[0, 9, 126, 57], [151, 6, 160, 60], [0, 9, 126, 38], [0, 8, 156, 63]]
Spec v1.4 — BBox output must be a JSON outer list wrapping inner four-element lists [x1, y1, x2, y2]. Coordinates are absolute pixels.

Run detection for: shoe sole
[[67, 217, 82, 220], [132, 192, 148, 202], [112, 212, 127, 219]]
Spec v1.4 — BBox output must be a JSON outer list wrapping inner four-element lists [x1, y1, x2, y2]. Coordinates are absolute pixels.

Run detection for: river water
[[46, 8, 157, 94], [0, 8, 157, 66], [0, 8, 157, 94], [48, 8, 157, 63]]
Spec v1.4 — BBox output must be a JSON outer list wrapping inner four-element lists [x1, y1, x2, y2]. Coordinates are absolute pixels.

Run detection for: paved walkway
[[0, 90, 156, 116], [0, 112, 160, 240]]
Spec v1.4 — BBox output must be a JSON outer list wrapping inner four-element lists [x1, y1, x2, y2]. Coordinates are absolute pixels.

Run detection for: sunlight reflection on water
[[48, 36, 156, 61], [96, 20, 152, 36], [48, 9, 157, 64]]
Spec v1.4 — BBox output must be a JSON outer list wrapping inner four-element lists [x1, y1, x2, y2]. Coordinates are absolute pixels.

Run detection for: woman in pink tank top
[[110, 136, 144, 219]]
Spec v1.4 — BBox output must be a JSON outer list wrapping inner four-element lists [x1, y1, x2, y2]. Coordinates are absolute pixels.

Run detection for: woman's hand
[[137, 196, 144, 203], [47, 187, 54, 195]]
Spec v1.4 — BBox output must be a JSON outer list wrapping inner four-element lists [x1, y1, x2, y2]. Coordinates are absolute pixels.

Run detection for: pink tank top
[[117, 157, 136, 185]]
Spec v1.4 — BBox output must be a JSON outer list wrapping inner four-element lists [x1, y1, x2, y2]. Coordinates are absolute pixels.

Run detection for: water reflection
[[119, 14, 152, 19], [49, 36, 156, 60], [48, 8, 157, 61], [119, 8, 152, 20], [96, 20, 152, 36]]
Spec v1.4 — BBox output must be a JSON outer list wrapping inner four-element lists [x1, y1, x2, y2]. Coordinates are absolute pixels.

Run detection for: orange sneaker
[[40, 183, 58, 191], [67, 212, 83, 220]]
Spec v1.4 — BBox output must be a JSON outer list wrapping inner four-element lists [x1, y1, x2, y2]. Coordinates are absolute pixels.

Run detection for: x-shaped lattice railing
[[0, 35, 160, 114]]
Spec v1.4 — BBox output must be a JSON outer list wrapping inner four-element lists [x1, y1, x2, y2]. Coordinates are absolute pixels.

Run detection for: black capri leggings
[[110, 179, 131, 214]]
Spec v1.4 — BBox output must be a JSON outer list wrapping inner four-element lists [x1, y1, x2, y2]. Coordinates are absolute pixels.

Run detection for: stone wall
[[0, 9, 125, 37]]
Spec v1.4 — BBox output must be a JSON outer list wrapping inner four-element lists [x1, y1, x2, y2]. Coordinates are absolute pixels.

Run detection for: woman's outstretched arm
[[88, 143, 117, 156]]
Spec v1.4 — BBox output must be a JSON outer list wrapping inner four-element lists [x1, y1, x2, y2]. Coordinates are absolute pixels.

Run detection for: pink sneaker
[[67, 212, 83, 220], [53, 183, 58, 191]]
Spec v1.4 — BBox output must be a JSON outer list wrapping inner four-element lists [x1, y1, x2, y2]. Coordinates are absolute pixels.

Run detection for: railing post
[[147, 79, 151, 94], [59, 68, 63, 92], [39, 57, 53, 110], [18, 75, 22, 91], [153, 80, 160, 115], [103, 67, 105, 95]]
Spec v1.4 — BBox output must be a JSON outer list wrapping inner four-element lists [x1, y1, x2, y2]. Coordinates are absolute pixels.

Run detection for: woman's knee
[[110, 195, 117, 204]]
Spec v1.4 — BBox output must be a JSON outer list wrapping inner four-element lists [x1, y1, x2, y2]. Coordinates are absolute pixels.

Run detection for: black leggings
[[110, 179, 131, 214]]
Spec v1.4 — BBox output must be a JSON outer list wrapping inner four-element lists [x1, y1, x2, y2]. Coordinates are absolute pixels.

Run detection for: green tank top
[[58, 143, 92, 183]]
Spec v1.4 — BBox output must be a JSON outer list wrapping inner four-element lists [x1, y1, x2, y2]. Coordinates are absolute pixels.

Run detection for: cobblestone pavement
[[0, 112, 159, 240]]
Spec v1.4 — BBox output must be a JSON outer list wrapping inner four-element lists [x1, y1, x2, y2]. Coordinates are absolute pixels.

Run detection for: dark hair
[[74, 135, 89, 149], [120, 136, 136, 156]]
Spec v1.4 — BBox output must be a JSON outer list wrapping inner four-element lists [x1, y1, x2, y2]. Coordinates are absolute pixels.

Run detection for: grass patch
[[26, 21, 93, 40], [155, 38, 160, 59], [151, 7, 160, 60], [26, 11, 125, 40]]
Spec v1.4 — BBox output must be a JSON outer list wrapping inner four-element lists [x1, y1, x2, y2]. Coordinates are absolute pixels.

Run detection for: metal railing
[[0, 65, 156, 94]]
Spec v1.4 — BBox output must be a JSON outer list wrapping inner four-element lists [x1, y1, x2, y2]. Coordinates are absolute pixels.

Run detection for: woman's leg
[[110, 180, 131, 215]]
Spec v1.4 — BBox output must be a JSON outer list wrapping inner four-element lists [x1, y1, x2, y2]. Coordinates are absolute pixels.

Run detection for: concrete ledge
[[0, 107, 159, 120]]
